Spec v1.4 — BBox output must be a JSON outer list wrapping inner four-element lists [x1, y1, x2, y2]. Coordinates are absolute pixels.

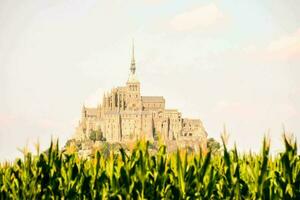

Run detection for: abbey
[[74, 44, 207, 147]]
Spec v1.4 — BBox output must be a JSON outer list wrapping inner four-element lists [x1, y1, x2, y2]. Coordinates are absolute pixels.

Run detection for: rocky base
[[65, 138, 207, 158]]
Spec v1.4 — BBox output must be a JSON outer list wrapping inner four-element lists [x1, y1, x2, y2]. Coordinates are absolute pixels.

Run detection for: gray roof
[[141, 96, 165, 102], [165, 109, 179, 113]]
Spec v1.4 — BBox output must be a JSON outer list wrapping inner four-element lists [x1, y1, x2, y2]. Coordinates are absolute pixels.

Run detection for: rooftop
[[141, 96, 165, 102]]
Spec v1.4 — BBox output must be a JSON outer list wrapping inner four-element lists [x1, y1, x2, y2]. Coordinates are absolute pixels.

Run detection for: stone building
[[74, 43, 207, 148]]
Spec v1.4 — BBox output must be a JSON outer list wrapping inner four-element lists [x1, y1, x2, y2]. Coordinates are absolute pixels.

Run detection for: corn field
[[0, 135, 299, 199]]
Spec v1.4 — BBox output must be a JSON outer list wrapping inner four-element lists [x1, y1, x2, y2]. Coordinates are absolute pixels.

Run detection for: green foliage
[[89, 131, 97, 142], [0, 135, 300, 199], [89, 130, 105, 142], [207, 137, 221, 155]]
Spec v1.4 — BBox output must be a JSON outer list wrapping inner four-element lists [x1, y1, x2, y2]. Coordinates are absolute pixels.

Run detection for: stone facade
[[74, 43, 207, 149]]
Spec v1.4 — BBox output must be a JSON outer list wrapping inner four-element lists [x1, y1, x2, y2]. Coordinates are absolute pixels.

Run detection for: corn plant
[[0, 135, 299, 199]]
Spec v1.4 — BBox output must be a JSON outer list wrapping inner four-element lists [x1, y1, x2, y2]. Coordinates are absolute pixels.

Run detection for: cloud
[[212, 101, 258, 120], [0, 113, 16, 128], [0, 112, 60, 131], [211, 28, 300, 64], [170, 3, 226, 32], [143, 0, 168, 5], [265, 28, 300, 61], [212, 100, 298, 122]]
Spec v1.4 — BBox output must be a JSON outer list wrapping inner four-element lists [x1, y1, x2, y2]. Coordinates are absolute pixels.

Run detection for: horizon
[[1, 0, 300, 161]]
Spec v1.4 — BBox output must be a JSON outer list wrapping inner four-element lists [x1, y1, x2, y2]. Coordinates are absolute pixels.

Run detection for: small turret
[[81, 104, 85, 115], [81, 104, 86, 121], [102, 93, 106, 107]]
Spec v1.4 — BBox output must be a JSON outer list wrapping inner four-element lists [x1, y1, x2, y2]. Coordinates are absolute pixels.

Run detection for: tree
[[97, 129, 105, 141], [207, 137, 221, 155], [89, 130, 105, 142], [89, 131, 97, 142], [64, 139, 75, 148]]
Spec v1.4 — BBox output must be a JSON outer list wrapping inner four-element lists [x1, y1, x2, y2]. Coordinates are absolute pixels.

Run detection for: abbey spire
[[130, 39, 136, 75], [127, 40, 139, 83]]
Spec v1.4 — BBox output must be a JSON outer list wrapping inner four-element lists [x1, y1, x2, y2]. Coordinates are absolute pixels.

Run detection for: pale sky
[[1, 0, 300, 160]]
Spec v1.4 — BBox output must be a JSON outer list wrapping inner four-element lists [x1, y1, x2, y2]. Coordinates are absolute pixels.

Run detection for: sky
[[1, 0, 300, 160]]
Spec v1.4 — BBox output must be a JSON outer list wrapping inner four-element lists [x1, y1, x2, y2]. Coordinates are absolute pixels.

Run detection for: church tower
[[126, 40, 141, 111]]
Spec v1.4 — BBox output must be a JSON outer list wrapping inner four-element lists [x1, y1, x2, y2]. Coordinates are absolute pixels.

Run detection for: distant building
[[74, 42, 207, 149]]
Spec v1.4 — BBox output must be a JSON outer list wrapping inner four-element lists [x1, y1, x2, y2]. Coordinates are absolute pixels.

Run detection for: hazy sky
[[1, 0, 300, 160]]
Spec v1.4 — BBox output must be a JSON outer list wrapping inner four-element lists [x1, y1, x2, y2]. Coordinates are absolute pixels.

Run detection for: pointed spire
[[102, 92, 106, 106], [127, 39, 139, 83], [130, 39, 136, 74]]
